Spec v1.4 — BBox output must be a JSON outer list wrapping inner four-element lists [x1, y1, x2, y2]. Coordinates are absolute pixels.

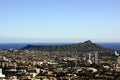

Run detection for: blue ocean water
[[97, 43, 120, 50], [0, 43, 27, 49], [0, 43, 70, 50], [0, 43, 120, 50]]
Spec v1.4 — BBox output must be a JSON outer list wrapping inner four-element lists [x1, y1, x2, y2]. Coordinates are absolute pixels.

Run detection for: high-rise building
[[88, 53, 91, 60], [94, 53, 98, 64], [87, 53, 93, 64]]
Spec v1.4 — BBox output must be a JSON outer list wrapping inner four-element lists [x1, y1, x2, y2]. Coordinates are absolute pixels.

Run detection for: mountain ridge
[[22, 40, 113, 52]]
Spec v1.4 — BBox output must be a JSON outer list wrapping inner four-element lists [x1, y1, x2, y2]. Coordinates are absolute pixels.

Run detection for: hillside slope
[[22, 40, 113, 52]]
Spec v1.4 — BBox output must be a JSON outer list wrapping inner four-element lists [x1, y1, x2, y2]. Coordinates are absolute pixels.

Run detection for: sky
[[0, 0, 120, 43]]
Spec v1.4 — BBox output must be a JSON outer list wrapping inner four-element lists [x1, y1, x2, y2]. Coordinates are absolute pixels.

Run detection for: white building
[[88, 53, 91, 60], [115, 51, 119, 56], [94, 53, 98, 64], [0, 68, 5, 80]]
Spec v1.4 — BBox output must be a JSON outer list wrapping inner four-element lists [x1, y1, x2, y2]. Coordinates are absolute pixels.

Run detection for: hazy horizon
[[0, 0, 120, 43]]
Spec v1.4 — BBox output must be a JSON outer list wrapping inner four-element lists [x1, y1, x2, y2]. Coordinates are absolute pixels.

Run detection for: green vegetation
[[22, 40, 113, 53]]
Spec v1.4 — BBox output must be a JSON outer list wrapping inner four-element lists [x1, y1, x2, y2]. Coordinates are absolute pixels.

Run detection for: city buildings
[[0, 49, 119, 79]]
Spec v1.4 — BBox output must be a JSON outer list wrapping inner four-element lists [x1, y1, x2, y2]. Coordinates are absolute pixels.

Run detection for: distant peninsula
[[22, 40, 114, 52]]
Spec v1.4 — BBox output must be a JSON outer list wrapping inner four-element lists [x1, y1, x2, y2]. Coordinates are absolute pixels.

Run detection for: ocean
[[0, 43, 71, 50], [0, 43, 120, 50], [97, 43, 120, 50]]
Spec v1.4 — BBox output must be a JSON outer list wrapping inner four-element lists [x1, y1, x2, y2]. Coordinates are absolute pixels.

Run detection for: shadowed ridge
[[84, 40, 92, 44], [22, 40, 112, 52]]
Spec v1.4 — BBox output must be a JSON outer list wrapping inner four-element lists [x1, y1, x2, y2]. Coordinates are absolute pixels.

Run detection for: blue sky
[[0, 0, 120, 43]]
